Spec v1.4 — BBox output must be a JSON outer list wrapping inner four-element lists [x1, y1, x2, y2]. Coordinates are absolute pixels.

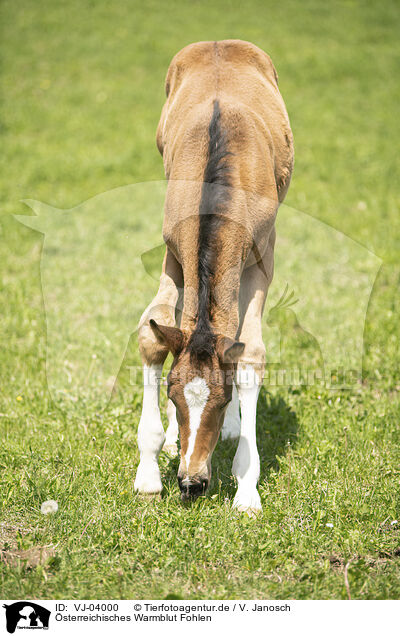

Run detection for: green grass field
[[1, 0, 400, 599]]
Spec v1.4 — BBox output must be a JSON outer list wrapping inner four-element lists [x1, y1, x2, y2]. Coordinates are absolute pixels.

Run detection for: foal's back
[[157, 40, 293, 207]]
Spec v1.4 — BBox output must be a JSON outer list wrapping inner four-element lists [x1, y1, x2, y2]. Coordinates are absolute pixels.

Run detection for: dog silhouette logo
[[3, 602, 50, 633]]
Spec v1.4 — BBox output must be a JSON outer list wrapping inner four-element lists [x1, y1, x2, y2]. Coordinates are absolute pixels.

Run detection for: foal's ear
[[149, 319, 185, 356], [217, 337, 245, 364]]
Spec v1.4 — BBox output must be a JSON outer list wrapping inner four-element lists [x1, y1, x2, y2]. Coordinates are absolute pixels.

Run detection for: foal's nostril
[[178, 477, 208, 500]]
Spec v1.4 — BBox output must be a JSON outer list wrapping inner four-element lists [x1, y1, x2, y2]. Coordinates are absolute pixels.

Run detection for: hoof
[[163, 442, 178, 456], [134, 462, 162, 494], [233, 504, 261, 518], [135, 492, 162, 501], [232, 490, 262, 516]]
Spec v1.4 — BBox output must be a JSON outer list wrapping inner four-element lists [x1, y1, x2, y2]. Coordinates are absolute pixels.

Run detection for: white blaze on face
[[183, 376, 210, 470]]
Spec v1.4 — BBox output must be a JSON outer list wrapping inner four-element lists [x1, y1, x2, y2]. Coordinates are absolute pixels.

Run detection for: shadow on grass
[[162, 386, 299, 503]]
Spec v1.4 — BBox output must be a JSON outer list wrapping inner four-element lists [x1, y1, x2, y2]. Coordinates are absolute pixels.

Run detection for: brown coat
[[135, 41, 294, 505], [156, 40, 293, 337]]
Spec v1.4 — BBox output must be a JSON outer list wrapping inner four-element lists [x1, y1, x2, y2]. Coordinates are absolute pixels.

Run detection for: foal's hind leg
[[134, 248, 181, 494], [221, 383, 240, 440], [163, 399, 179, 455]]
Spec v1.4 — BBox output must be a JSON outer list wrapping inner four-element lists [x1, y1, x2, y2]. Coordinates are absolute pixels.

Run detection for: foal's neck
[[180, 235, 245, 341]]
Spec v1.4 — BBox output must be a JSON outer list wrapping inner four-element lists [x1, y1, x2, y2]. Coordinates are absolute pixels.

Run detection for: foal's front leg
[[232, 237, 274, 513], [134, 364, 165, 493], [134, 248, 181, 494], [232, 365, 262, 513]]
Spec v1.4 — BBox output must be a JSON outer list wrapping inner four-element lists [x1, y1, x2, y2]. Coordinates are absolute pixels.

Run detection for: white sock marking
[[233, 365, 262, 511], [221, 382, 240, 440], [183, 376, 210, 469], [134, 364, 165, 493], [163, 399, 179, 455]]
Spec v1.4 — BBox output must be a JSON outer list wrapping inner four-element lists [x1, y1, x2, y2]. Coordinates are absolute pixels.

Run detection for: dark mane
[[188, 99, 232, 361]]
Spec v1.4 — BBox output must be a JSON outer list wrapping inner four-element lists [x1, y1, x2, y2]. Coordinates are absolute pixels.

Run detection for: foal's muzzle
[[178, 476, 208, 501]]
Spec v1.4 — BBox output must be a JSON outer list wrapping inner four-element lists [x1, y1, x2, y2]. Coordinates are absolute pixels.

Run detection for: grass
[[1, 0, 400, 599]]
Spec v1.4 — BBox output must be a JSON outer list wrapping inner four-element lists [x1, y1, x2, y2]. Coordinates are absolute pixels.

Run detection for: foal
[[134, 40, 293, 513]]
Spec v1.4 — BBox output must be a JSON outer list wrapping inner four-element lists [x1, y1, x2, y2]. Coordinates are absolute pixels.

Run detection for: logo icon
[[3, 602, 50, 633]]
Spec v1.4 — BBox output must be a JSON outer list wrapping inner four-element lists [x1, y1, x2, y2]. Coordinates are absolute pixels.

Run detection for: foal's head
[[150, 319, 244, 501]]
